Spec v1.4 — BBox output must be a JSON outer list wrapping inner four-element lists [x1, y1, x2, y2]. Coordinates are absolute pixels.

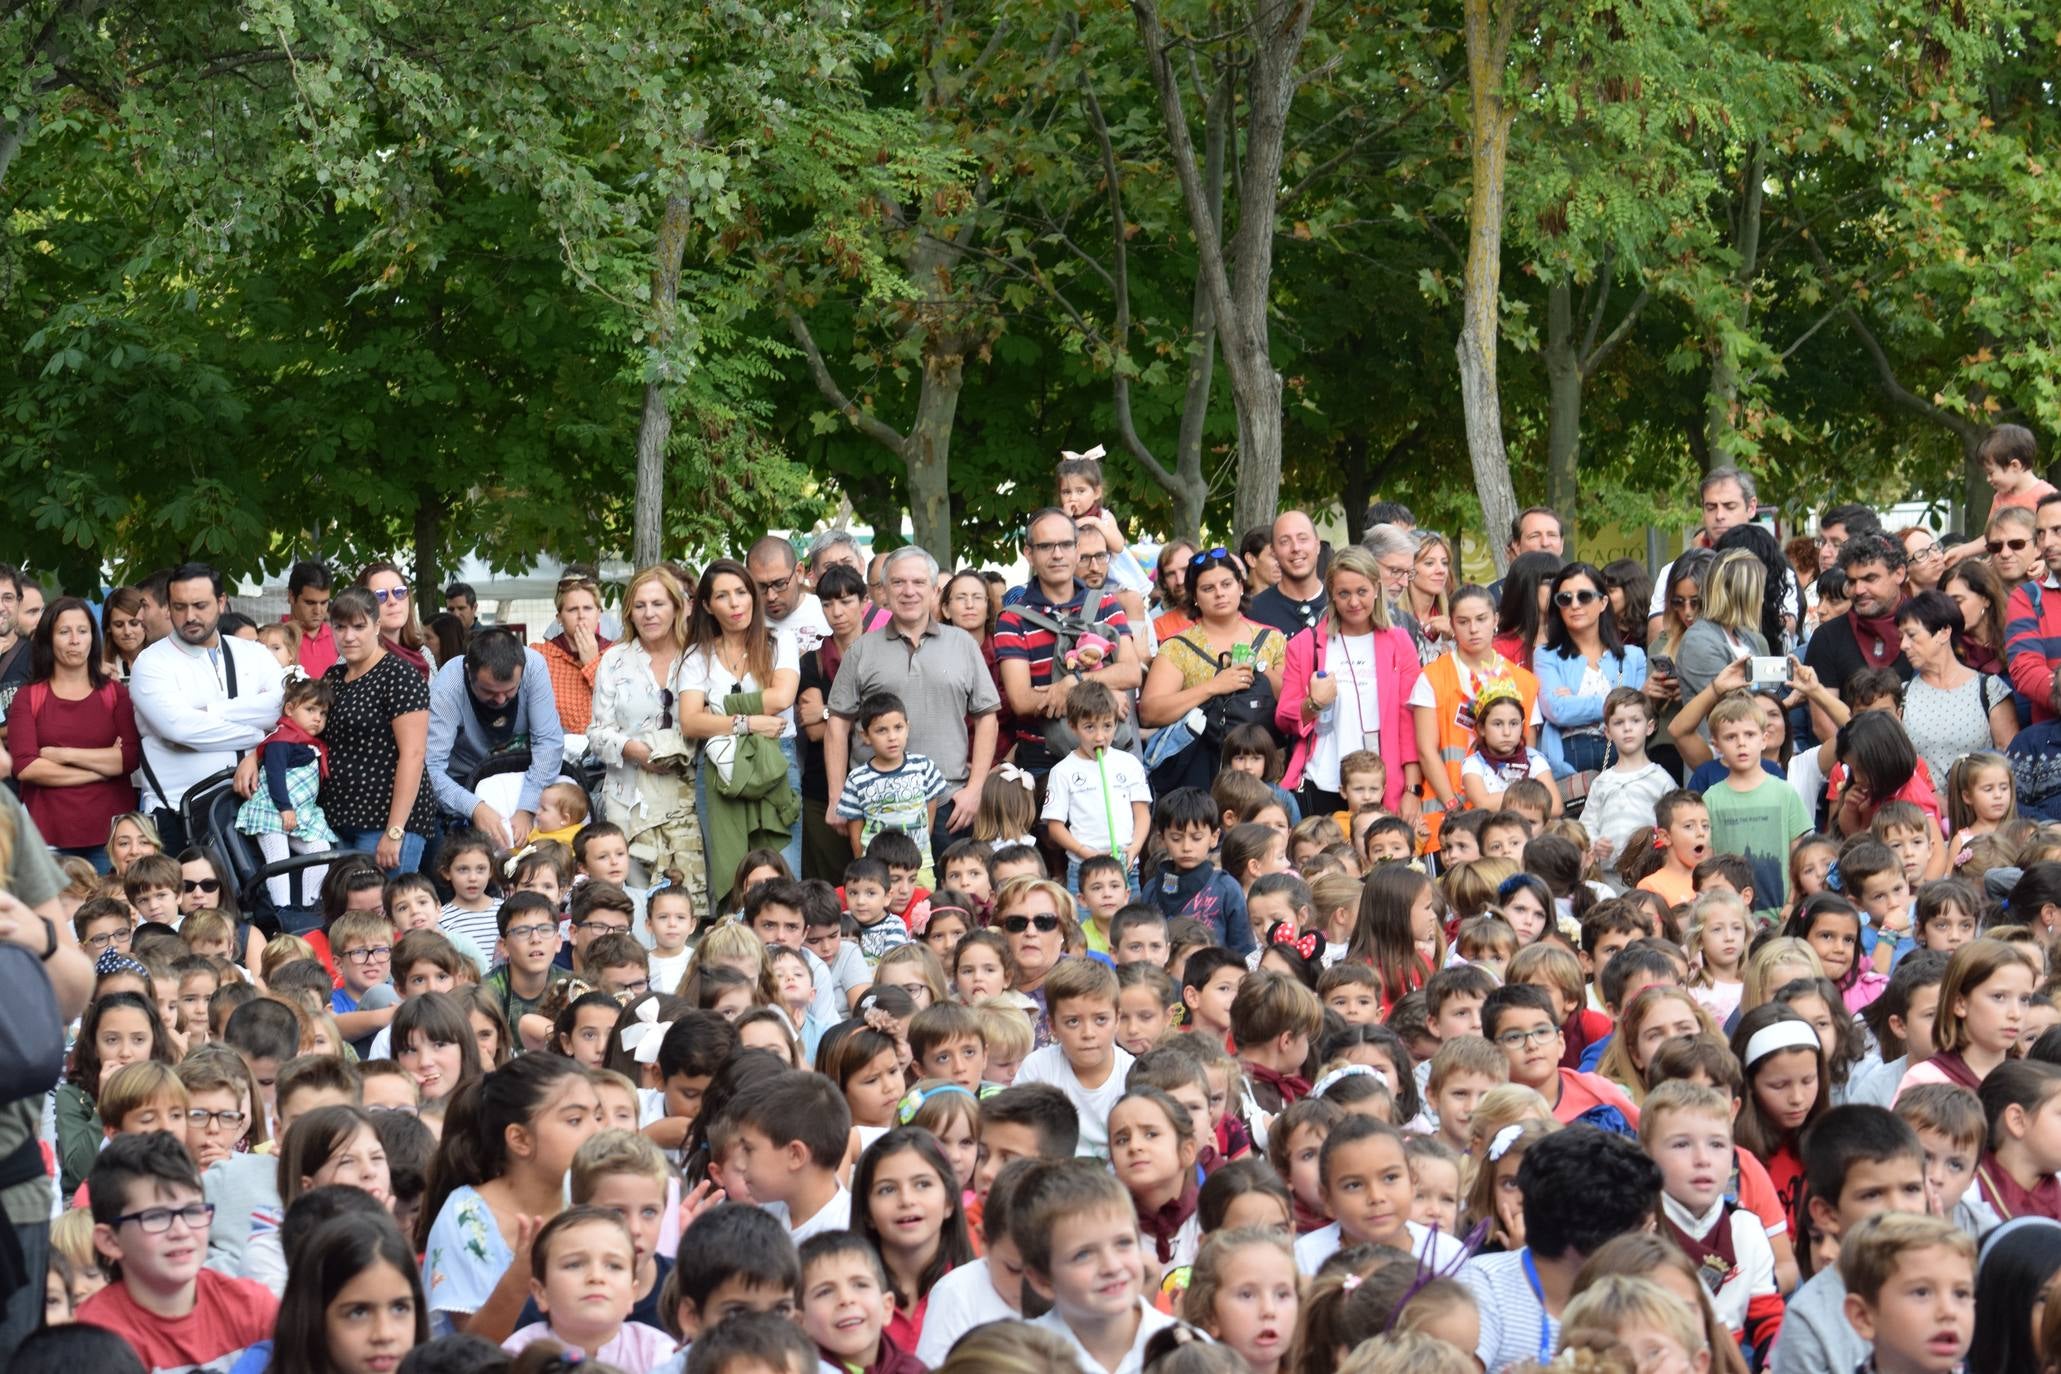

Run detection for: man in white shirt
[[748, 535, 831, 655], [1647, 466, 1800, 633], [130, 562, 285, 849]]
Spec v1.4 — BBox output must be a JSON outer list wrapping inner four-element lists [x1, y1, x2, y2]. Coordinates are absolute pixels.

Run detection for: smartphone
[[1749, 655, 1789, 689], [1649, 655, 1674, 678]]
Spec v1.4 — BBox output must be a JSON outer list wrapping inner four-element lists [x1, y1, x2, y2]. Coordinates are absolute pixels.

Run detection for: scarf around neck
[[383, 635, 430, 679], [1243, 1060, 1312, 1108], [1850, 606, 1904, 668], [1136, 1175, 1200, 1264], [261, 717, 330, 779], [1977, 1150, 2061, 1222]]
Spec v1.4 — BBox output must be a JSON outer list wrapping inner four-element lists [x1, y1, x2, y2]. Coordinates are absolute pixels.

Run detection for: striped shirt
[[439, 899, 504, 961], [1460, 1249, 1557, 1371]]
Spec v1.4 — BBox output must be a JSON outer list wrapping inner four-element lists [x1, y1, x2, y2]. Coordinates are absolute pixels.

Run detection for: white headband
[[1743, 1020, 1822, 1070]]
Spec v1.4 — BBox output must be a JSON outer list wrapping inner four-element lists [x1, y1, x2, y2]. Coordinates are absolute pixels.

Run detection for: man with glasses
[[748, 534, 831, 655], [1363, 522, 1422, 642], [1645, 467, 1798, 638], [992, 509, 1141, 780], [826, 545, 999, 863], [76, 1132, 277, 1364], [426, 628, 565, 849], [1480, 983, 1642, 1130], [1815, 502, 1883, 574], [130, 562, 285, 851], [1075, 521, 1152, 657]]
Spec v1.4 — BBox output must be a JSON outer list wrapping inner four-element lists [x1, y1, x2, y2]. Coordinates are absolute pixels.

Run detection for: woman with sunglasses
[[1674, 549, 1768, 712], [319, 586, 436, 876], [1276, 546, 1421, 820], [994, 876, 1071, 1047], [1534, 563, 1653, 780], [1139, 547, 1284, 793], [587, 565, 708, 916], [355, 561, 435, 681], [531, 572, 612, 736]]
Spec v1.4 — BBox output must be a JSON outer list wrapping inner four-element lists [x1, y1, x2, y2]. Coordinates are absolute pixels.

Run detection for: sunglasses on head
[[182, 878, 220, 894], [1001, 913, 1061, 934], [1554, 589, 1602, 608], [1188, 547, 1235, 570], [1988, 537, 2030, 555]]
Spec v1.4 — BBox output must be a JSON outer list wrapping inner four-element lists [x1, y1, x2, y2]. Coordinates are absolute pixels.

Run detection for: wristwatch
[[36, 916, 56, 962], [731, 715, 749, 736], [384, 825, 406, 841]]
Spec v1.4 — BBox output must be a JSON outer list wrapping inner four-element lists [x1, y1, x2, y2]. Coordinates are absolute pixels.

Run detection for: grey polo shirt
[[826, 619, 999, 784]]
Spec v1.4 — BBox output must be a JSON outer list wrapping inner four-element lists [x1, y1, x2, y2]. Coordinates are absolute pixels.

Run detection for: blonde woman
[[1405, 530, 1455, 667], [1674, 549, 1767, 704], [531, 571, 611, 736], [587, 565, 706, 913]]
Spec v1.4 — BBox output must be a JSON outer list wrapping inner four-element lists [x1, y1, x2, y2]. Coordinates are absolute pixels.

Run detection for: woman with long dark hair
[[1946, 558, 2011, 676], [1491, 551, 1563, 672], [8, 596, 139, 868], [1600, 558, 1651, 649], [1534, 563, 1649, 779]]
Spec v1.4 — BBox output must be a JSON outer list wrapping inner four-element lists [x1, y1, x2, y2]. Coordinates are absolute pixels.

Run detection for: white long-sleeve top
[[129, 633, 284, 810]]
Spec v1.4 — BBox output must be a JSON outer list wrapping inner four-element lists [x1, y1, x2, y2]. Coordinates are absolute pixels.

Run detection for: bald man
[[1249, 510, 1328, 635], [748, 535, 831, 654]]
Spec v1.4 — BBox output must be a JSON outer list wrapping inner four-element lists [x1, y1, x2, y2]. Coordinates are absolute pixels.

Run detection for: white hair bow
[[1060, 445, 1107, 462], [1487, 1124, 1524, 1163], [618, 997, 674, 1066], [996, 763, 1034, 791]]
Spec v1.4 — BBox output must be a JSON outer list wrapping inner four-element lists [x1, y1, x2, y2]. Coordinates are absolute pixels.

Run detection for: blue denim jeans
[[334, 827, 427, 875], [1559, 732, 1608, 775]]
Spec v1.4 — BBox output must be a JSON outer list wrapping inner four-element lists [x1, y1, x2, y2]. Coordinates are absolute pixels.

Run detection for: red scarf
[[1925, 1050, 1982, 1092], [1292, 1193, 1332, 1235], [1136, 1176, 1200, 1264], [1661, 1200, 1740, 1297], [1243, 1061, 1312, 1108], [261, 717, 330, 779], [1850, 607, 1904, 669], [1956, 630, 2002, 675], [1977, 1151, 2061, 1222], [383, 636, 430, 680]]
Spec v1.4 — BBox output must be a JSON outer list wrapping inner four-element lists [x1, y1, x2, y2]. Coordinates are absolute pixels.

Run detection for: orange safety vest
[[1414, 651, 1540, 851]]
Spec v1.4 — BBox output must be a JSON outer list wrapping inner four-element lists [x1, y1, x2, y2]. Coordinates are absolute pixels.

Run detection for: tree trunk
[[633, 185, 694, 570], [1963, 432, 1990, 533], [1705, 143, 1764, 465], [1339, 434, 1374, 545], [904, 343, 964, 565], [412, 490, 440, 602], [1544, 280, 1582, 544], [1230, 377, 1285, 536], [1456, 0, 1520, 576]]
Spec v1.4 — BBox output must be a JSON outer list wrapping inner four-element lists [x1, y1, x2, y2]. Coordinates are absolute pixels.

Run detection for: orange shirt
[[1993, 479, 2058, 512], [1638, 865, 1696, 908]]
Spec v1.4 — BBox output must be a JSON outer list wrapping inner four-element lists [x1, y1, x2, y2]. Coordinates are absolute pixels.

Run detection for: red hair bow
[[1266, 920, 1325, 962]]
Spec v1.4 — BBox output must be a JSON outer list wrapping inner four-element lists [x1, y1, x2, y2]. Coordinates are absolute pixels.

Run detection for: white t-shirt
[[916, 1256, 1020, 1366], [648, 948, 690, 997], [1033, 1300, 1178, 1374], [1014, 1042, 1137, 1159], [1042, 748, 1152, 855], [1309, 632, 1380, 792], [1293, 1219, 1468, 1275], [768, 595, 833, 656], [680, 629, 801, 737], [767, 1185, 851, 1245], [1459, 748, 1552, 797]]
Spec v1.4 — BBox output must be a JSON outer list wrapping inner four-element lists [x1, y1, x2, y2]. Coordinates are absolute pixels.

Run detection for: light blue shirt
[[425, 647, 566, 818], [1533, 643, 1649, 778]]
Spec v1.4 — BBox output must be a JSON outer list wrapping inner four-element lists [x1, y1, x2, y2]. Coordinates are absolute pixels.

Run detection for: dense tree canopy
[[3, 0, 2053, 585]]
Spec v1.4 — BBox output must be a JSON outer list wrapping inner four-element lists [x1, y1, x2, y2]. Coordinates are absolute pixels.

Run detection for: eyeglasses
[[755, 572, 797, 597], [1077, 551, 1110, 566], [344, 945, 393, 964], [1988, 537, 2030, 556], [1028, 539, 1077, 556], [371, 587, 410, 604], [576, 920, 632, 937], [368, 1103, 420, 1117], [1907, 542, 1941, 560], [505, 923, 558, 942], [82, 929, 133, 953], [186, 1108, 248, 1133], [1670, 596, 1702, 612], [611, 979, 651, 998], [114, 1202, 215, 1234], [181, 878, 220, 895], [1495, 1026, 1559, 1050], [1001, 913, 1061, 934], [1554, 589, 1603, 608]]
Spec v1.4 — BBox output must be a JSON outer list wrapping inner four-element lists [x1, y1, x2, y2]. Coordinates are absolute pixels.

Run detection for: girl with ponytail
[[419, 1054, 604, 1341]]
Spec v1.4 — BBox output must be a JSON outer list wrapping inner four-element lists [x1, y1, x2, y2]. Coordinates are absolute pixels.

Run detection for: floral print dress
[[423, 1184, 513, 1338]]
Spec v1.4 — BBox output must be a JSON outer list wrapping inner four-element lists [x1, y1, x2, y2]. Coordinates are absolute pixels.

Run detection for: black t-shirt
[[1802, 615, 1912, 696], [320, 655, 438, 835], [798, 649, 830, 802], [1250, 585, 1328, 636]]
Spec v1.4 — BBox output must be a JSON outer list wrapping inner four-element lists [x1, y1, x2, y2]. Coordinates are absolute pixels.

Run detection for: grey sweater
[[1770, 1267, 1867, 1374]]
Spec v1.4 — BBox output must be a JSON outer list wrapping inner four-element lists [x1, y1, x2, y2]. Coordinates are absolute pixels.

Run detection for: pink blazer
[[1275, 619, 1420, 805]]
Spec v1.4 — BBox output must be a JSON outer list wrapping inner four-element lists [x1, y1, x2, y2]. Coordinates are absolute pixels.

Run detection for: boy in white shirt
[[1583, 687, 1675, 864], [1016, 1158, 1177, 1374], [1042, 681, 1152, 895], [729, 1071, 852, 1244], [1014, 959, 1136, 1160]]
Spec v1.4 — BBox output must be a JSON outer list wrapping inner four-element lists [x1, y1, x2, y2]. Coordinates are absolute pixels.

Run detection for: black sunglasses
[[1554, 589, 1603, 608], [659, 687, 674, 730], [1001, 913, 1061, 934], [182, 878, 220, 894]]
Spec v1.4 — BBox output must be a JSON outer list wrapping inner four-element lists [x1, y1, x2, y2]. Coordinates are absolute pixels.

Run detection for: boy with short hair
[[1642, 1079, 1783, 1348], [584, 931, 653, 1000], [1838, 1213, 1976, 1374], [123, 853, 183, 926], [203, 1052, 362, 1275], [1043, 681, 1152, 892], [664, 1201, 802, 1348], [683, 1310, 817, 1374], [1871, 801, 1941, 891], [1893, 1084, 1997, 1239], [1478, 812, 1531, 862], [1333, 751, 1386, 836], [1584, 688, 1675, 863], [973, 1082, 1082, 1200], [800, 878, 871, 1013], [1979, 423, 2055, 511], [1480, 984, 1640, 1133], [328, 908, 400, 1049], [1426, 1035, 1507, 1155], [357, 1058, 422, 1115], [1074, 854, 1132, 954], [1179, 946, 1246, 1046], [989, 843, 1046, 887], [836, 692, 950, 886], [80, 1132, 278, 1366], [100, 1062, 192, 1158], [484, 890, 572, 1030], [1014, 1159, 1177, 1373], [174, 1058, 250, 1172], [797, 1232, 911, 1374], [1843, 840, 1916, 971], [868, 830, 931, 924], [531, 779, 591, 848], [1015, 958, 1133, 1158], [842, 856, 912, 960], [731, 1071, 853, 1243], [1145, 788, 1255, 956], [74, 895, 133, 956], [1107, 905, 1170, 967], [1704, 692, 1812, 908], [648, 1011, 740, 1155], [909, 1002, 988, 1091], [973, 1002, 1033, 1086], [1769, 1105, 1931, 1374], [1228, 969, 1322, 1124]]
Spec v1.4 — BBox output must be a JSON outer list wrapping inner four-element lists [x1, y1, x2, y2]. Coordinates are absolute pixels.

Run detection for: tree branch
[[1581, 287, 1648, 380], [1842, 306, 1980, 444], [780, 307, 908, 452]]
